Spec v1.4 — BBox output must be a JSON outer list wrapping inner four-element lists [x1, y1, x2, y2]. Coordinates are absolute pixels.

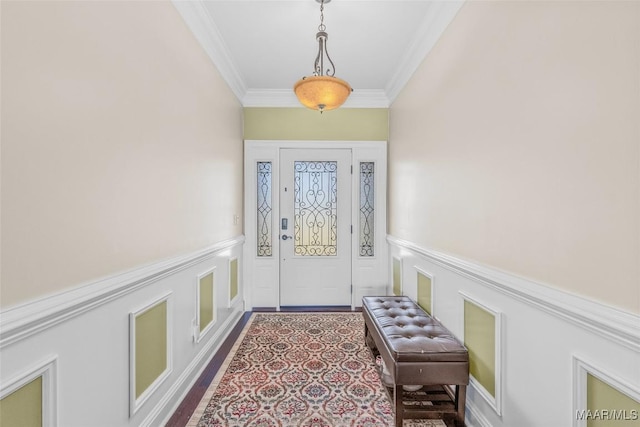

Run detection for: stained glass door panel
[[293, 161, 338, 257]]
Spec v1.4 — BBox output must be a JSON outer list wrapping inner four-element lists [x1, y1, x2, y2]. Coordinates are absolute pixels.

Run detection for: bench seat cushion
[[362, 296, 468, 363]]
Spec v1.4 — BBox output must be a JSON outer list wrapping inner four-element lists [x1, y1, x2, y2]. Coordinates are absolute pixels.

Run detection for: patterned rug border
[[186, 312, 363, 426], [187, 313, 257, 426]]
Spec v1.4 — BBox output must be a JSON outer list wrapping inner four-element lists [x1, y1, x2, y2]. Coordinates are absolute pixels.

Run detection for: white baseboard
[[466, 397, 493, 427]]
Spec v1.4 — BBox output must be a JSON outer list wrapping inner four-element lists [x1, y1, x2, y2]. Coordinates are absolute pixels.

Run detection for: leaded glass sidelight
[[257, 162, 272, 257], [359, 162, 375, 256], [293, 161, 338, 256]]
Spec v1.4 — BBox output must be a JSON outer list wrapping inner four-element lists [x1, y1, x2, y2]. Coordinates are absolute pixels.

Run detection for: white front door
[[279, 148, 352, 306]]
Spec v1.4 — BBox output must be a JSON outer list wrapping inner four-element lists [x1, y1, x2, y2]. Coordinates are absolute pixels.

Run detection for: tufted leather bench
[[362, 296, 469, 427]]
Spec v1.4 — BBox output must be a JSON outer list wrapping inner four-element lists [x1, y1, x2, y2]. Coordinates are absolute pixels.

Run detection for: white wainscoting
[[388, 235, 640, 427], [0, 236, 245, 427]]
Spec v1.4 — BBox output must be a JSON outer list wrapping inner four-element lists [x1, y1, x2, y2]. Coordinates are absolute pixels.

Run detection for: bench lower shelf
[[383, 384, 462, 427]]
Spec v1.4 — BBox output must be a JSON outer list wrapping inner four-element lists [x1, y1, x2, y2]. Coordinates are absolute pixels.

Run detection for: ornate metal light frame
[[294, 0, 352, 112]]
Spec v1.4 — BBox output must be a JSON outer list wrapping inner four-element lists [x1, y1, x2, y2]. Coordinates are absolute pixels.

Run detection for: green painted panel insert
[[586, 374, 640, 426], [0, 376, 42, 427], [199, 272, 214, 333], [464, 300, 496, 397], [392, 258, 401, 296], [230, 259, 238, 301], [135, 301, 167, 398], [243, 107, 388, 141], [417, 272, 432, 315]]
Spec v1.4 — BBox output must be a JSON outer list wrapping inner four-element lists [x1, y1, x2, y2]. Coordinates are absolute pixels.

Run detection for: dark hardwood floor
[[165, 306, 358, 427], [164, 311, 252, 427]]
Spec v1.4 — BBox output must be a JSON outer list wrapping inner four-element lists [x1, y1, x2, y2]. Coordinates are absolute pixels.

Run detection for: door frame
[[243, 140, 388, 311]]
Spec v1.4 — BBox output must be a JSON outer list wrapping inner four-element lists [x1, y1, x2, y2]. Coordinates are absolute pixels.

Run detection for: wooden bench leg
[[456, 384, 467, 426], [395, 385, 403, 427], [364, 324, 371, 350]]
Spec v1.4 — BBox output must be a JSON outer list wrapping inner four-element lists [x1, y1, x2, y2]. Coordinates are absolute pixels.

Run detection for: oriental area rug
[[187, 312, 446, 427]]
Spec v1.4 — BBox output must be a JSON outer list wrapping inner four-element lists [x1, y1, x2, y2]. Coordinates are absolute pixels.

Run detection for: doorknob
[[281, 235, 293, 240]]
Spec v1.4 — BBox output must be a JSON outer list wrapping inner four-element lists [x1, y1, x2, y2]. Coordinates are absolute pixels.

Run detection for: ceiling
[[172, 0, 464, 108]]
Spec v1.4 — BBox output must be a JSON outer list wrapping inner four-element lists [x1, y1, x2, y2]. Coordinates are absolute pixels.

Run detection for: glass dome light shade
[[294, 75, 352, 111]]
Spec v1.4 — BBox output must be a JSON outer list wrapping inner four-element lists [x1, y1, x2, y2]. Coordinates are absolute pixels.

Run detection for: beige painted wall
[[1, 1, 243, 308], [244, 107, 388, 141], [389, 1, 639, 313]]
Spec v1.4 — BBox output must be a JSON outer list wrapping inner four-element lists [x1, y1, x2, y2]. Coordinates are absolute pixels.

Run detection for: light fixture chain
[[318, 0, 326, 32]]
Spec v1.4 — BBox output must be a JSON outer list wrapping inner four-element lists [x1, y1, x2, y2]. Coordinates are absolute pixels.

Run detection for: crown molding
[[243, 88, 389, 108], [385, 0, 465, 104], [173, 0, 464, 108], [172, 0, 246, 102], [242, 89, 299, 108], [342, 89, 390, 108]]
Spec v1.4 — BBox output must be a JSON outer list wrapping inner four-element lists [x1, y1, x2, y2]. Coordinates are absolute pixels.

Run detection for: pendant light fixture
[[294, 0, 352, 112]]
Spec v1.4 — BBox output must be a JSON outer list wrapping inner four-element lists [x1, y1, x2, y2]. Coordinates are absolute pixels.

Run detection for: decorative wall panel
[[462, 293, 502, 415], [573, 356, 640, 427], [229, 258, 239, 304], [0, 357, 56, 427], [393, 257, 402, 296], [196, 268, 216, 342], [130, 294, 172, 415], [0, 377, 42, 427], [416, 270, 433, 315]]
